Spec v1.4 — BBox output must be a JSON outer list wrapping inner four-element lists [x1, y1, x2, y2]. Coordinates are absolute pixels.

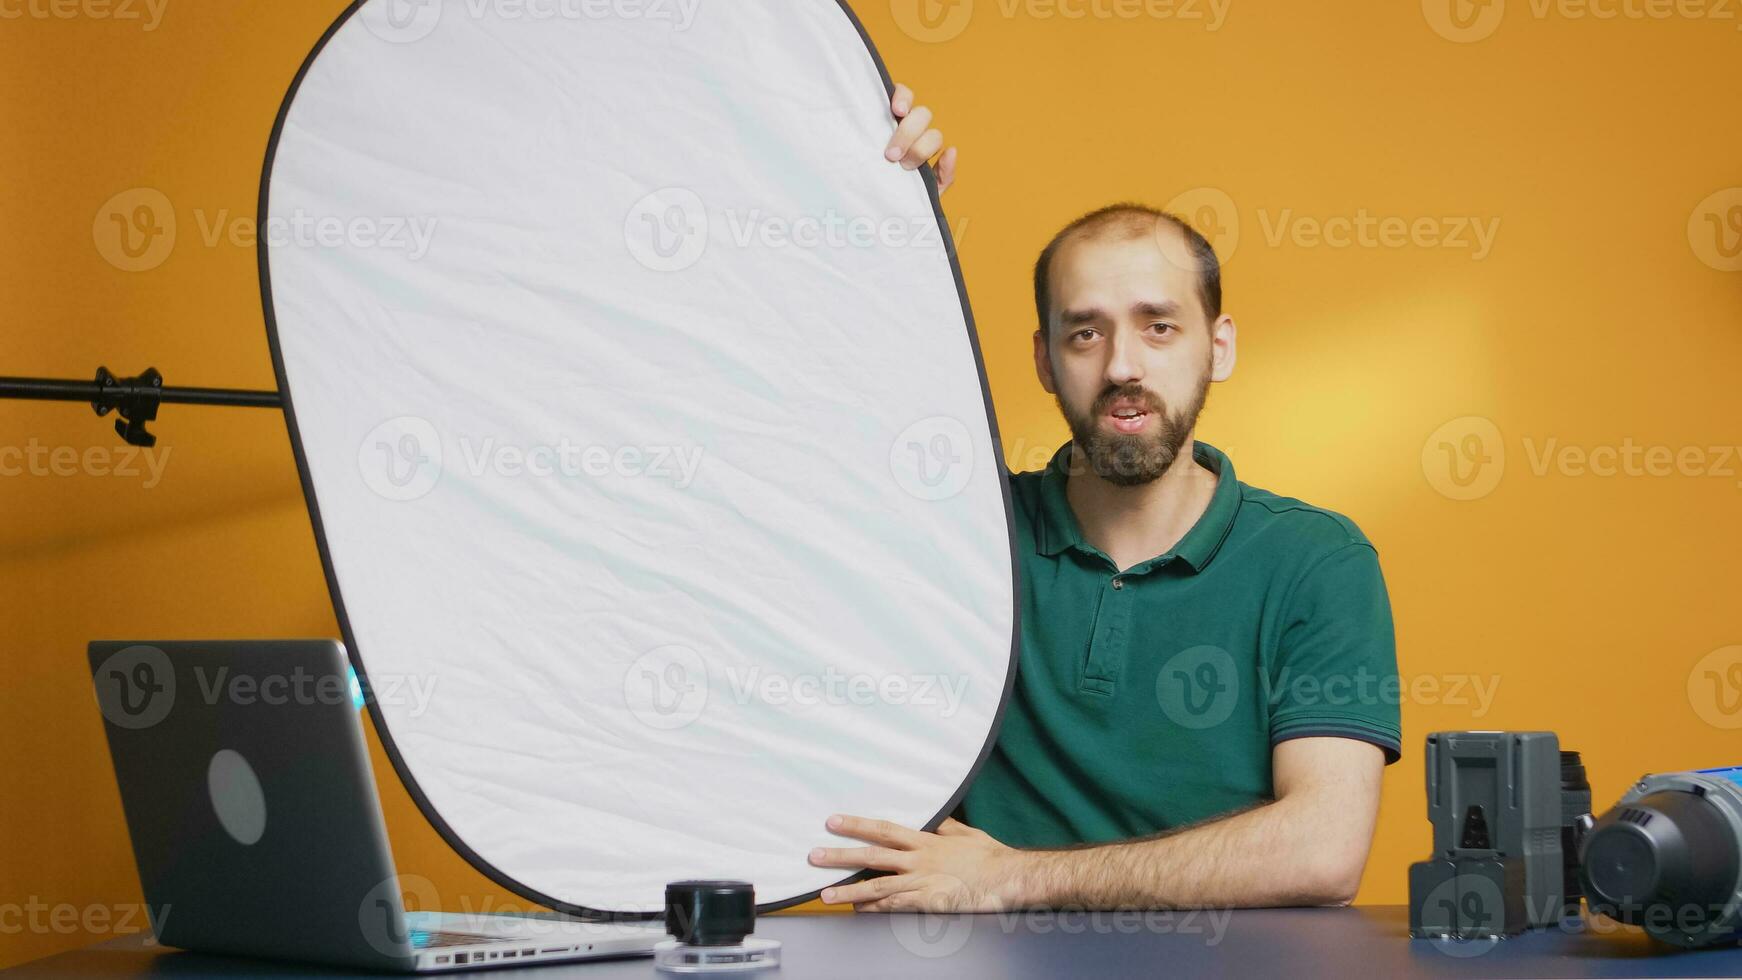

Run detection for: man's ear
[[1210, 314, 1237, 383], [1033, 329, 1057, 395]]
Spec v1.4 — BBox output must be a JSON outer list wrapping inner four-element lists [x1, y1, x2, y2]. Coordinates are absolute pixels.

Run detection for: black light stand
[[0, 368, 282, 447]]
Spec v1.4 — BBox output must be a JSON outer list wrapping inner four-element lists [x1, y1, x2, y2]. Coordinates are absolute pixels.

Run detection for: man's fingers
[[853, 899, 895, 913], [854, 893, 922, 913], [884, 105, 934, 162], [827, 813, 926, 848], [891, 83, 914, 117], [853, 877, 963, 913], [936, 146, 957, 193], [820, 872, 917, 906], [902, 129, 944, 170], [807, 845, 913, 872], [935, 817, 972, 836]]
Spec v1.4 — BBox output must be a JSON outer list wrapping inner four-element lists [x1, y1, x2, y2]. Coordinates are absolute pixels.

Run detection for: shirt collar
[[1034, 439, 1241, 574]]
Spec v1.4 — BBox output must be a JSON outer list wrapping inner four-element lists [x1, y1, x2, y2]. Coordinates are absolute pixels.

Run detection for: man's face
[[1034, 225, 1231, 486]]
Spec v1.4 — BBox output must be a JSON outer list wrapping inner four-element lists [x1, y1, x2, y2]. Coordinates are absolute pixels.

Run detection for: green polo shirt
[[960, 440, 1402, 848]]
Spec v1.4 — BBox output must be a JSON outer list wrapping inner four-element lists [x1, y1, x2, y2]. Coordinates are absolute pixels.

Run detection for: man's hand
[[885, 83, 957, 192], [809, 813, 1022, 911], [810, 739, 1383, 912]]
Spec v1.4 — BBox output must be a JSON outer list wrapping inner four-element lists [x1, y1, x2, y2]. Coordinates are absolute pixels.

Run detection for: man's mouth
[[1104, 401, 1151, 435]]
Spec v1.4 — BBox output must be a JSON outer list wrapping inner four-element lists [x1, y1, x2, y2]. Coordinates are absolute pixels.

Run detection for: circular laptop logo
[[94, 644, 177, 729], [207, 749, 268, 846]]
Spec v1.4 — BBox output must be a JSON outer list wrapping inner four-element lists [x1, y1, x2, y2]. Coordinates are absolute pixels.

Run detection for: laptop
[[88, 639, 666, 972]]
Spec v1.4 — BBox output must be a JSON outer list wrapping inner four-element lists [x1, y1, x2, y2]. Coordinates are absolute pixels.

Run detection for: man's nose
[[1104, 327, 1144, 386]]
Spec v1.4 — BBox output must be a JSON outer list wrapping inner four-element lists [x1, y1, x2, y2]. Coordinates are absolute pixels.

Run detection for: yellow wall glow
[[3, 0, 1740, 967]]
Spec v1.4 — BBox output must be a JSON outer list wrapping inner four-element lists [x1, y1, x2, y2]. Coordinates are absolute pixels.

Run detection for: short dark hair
[[1032, 203, 1223, 339]]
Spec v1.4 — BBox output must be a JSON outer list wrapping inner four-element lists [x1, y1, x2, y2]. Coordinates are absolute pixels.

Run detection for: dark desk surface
[[6, 907, 1741, 979]]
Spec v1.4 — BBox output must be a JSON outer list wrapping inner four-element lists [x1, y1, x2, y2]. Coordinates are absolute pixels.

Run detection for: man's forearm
[[1002, 791, 1367, 910]]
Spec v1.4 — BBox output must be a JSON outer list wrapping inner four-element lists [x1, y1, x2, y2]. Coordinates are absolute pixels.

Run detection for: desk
[[5, 907, 1741, 978]]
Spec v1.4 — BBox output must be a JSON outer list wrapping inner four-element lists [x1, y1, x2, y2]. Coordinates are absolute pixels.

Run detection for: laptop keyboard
[[411, 930, 503, 949]]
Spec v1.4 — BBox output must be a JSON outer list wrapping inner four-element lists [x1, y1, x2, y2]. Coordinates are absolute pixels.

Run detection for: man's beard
[[1058, 368, 1211, 487]]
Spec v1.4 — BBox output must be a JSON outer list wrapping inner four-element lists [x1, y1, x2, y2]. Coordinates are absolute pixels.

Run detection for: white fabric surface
[[264, 0, 1014, 913]]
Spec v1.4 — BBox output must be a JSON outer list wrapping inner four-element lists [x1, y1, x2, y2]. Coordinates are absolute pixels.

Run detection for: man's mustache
[[1091, 384, 1167, 417]]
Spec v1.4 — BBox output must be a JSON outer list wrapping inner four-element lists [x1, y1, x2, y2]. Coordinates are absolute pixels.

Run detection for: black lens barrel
[[665, 880, 756, 947]]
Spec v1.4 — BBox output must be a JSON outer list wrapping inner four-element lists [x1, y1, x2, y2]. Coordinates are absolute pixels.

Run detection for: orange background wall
[[4, 0, 1741, 968]]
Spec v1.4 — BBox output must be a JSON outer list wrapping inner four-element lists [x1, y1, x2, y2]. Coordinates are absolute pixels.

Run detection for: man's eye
[[1071, 329, 1097, 342], [1150, 322, 1176, 335]]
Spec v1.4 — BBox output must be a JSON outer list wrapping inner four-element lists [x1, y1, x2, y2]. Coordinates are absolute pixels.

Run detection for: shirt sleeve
[[1267, 541, 1403, 764]]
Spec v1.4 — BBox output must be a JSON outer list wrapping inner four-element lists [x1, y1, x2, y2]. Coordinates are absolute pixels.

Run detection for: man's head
[[1032, 203, 1237, 486]]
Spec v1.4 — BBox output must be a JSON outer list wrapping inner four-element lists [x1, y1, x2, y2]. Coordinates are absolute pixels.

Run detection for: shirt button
[[1111, 577, 1124, 590]]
